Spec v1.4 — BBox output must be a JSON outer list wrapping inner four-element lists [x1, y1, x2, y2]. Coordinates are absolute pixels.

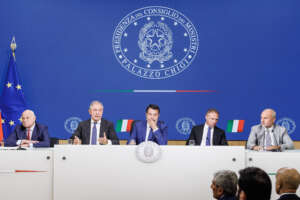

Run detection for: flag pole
[[10, 36, 17, 58]]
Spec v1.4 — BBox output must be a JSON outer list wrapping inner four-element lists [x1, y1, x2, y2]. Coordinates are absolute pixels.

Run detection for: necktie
[[265, 129, 272, 147], [91, 122, 97, 145], [27, 129, 30, 140], [206, 127, 211, 146]]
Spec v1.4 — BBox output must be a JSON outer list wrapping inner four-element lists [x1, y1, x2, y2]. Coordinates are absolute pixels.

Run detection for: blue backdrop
[[0, 0, 299, 141]]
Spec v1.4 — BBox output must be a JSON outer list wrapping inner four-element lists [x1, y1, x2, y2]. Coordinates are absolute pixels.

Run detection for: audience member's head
[[211, 170, 238, 199], [238, 167, 271, 200], [276, 167, 300, 195]]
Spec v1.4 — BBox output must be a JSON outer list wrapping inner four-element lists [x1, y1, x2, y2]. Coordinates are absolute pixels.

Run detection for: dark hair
[[206, 108, 219, 116], [146, 104, 160, 114], [238, 167, 272, 200]]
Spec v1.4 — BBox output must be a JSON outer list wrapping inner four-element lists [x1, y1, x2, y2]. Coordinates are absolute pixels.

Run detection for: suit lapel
[[212, 128, 216, 145], [273, 126, 280, 145], [20, 126, 27, 140], [143, 121, 148, 141], [85, 120, 91, 143], [31, 125, 38, 140], [197, 125, 204, 145], [258, 126, 265, 146], [100, 119, 105, 138]]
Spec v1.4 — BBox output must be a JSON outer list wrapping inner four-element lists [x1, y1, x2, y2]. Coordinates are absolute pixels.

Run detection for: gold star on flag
[[19, 117, 22, 122], [6, 82, 12, 88], [16, 84, 22, 90], [1, 119, 4, 124], [9, 120, 15, 126]]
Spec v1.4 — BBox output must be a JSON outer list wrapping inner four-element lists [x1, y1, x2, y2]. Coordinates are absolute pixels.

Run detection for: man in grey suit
[[246, 108, 294, 151]]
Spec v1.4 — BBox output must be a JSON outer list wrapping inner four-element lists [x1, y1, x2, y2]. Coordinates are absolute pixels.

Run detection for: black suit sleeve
[[4, 127, 19, 146], [33, 125, 50, 147], [219, 129, 228, 146], [106, 121, 119, 145], [186, 126, 196, 145], [71, 122, 83, 140]]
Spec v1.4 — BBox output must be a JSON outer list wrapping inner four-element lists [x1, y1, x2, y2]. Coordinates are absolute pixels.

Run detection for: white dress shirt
[[200, 124, 214, 146], [145, 124, 151, 142], [89, 119, 112, 145]]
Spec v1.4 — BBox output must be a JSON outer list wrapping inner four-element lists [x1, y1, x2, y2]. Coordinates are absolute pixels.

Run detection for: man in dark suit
[[128, 104, 168, 145], [5, 109, 50, 147], [186, 108, 227, 145], [276, 167, 300, 200], [72, 101, 119, 145], [211, 170, 238, 200]]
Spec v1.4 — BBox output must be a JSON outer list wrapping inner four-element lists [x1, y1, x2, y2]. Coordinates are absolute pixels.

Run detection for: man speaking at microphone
[[5, 109, 50, 147], [246, 108, 294, 151], [128, 104, 168, 145], [71, 100, 119, 145]]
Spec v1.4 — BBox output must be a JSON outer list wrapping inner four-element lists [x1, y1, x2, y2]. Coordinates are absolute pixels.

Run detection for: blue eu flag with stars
[[0, 50, 27, 139]]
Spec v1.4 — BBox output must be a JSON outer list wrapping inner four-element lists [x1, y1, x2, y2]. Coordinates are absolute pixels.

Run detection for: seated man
[[186, 108, 228, 146], [128, 104, 168, 145], [238, 167, 271, 200], [276, 167, 300, 200], [5, 109, 50, 147], [246, 108, 294, 151], [211, 170, 238, 200], [71, 100, 119, 145]]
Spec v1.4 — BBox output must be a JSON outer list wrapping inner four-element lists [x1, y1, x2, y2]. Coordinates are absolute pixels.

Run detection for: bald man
[[276, 168, 300, 200], [5, 110, 50, 147], [246, 108, 294, 151]]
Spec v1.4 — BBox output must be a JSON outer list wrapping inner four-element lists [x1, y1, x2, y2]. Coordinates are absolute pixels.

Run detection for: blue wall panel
[[0, 0, 299, 141]]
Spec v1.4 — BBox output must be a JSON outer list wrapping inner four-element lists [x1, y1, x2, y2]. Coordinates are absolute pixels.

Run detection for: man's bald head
[[21, 109, 36, 128], [276, 167, 300, 194], [261, 108, 276, 128]]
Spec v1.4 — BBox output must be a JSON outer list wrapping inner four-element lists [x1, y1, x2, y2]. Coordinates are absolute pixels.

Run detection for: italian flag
[[116, 119, 134, 132], [227, 120, 245, 133]]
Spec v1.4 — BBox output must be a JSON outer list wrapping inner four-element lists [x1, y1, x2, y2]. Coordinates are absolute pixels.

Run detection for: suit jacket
[[246, 124, 294, 151], [128, 120, 168, 145], [219, 195, 237, 200], [5, 123, 50, 147], [71, 118, 119, 145], [277, 194, 300, 200], [186, 124, 228, 145]]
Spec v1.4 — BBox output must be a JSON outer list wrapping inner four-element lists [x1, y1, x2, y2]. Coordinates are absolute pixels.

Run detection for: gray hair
[[262, 108, 276, 118], [213, 170, 238, 196], [89, 100, 104, 110]]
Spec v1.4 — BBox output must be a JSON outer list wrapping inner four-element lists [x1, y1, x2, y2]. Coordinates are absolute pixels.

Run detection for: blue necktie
[[206, 127, 211, 146], [91, 122, 97, 145]]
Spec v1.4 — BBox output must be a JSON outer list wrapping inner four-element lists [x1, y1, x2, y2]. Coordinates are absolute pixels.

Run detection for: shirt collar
[[204, 123, 214, 131], [26, 124, 35, 132], [264, 125, 274, 132], [91, 119, 101, 125]]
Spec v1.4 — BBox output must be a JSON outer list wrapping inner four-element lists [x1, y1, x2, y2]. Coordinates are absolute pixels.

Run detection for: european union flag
[[0, 46, 27, 139]]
